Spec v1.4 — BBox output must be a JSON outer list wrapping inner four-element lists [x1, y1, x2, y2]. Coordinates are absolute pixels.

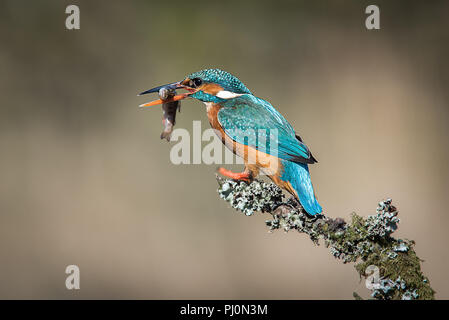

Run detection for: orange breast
[[206, 103, 283, 178]]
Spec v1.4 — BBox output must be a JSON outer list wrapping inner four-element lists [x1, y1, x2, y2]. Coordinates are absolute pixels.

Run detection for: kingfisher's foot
[[217, 167, 251, 183]]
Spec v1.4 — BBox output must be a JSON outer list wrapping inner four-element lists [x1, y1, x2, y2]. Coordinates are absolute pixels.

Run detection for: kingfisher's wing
[[217, 95, 317, 164]]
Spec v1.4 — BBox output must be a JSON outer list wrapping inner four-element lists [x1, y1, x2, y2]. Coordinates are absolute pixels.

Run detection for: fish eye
[[190, 78, 202, 88]]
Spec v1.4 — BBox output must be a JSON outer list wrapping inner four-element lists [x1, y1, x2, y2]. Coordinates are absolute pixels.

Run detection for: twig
[[216, 175, 435, 300]]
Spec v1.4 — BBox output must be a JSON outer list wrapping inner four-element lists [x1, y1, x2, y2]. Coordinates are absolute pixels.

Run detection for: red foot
[[217, 167, 251, 182]]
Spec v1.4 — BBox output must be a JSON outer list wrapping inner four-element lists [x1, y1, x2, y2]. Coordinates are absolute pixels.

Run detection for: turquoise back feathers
[[218, 95, 317, 165]]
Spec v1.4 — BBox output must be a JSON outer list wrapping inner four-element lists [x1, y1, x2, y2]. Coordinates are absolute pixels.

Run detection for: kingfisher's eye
[[191, 78, 202, 88]]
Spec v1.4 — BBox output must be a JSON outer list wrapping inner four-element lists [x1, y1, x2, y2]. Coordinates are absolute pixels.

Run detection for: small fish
[[159, 86, 181, 141]]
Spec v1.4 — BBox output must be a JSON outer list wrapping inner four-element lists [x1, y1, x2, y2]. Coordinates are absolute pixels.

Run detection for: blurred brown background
[[0, 0, 448, 299]]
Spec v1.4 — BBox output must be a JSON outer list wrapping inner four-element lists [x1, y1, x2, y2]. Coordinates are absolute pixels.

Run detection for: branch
[[216, 176, 435, 300]]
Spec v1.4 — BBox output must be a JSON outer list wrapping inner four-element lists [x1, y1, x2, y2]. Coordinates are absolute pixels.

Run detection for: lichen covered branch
[[216, 176, 435, 300]]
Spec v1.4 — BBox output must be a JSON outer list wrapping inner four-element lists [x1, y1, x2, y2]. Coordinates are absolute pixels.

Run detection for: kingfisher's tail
[[281, 160, 322, 216]]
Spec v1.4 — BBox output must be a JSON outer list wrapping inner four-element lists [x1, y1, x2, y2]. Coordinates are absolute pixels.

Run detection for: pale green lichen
[[216, 177, 435, 300], [218, 176, 283, 216]]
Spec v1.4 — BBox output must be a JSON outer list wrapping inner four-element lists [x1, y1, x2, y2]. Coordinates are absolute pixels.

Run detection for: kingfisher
[[139, 69, 322, 215]]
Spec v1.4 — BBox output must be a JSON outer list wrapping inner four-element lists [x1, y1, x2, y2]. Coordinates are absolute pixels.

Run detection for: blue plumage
[[187, 69, 252, 95], [188, 69, 322, 215], [217, 94, 321, 215], [142, 68, 322, 215], [280, 160, 322, 215], [218, 95, 315, 164]]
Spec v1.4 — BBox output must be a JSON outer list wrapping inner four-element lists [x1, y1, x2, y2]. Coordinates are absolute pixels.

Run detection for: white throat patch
[[216, 90, 244, 99]]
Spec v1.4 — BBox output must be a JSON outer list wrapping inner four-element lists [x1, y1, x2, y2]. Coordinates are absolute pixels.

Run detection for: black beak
[[138, 80, 195, 108], [138, 82, 180, 96]]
